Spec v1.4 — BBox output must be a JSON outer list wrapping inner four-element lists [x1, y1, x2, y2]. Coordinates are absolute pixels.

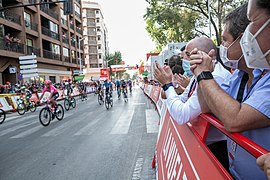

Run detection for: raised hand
[[154, 62, 173, 86]]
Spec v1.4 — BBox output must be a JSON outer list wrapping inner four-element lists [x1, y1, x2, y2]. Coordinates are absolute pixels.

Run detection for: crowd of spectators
[[153, 0, 270, 179], [3, 33, 22, 52]]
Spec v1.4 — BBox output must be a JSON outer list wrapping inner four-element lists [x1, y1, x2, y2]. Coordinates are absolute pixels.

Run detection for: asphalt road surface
[[0, 87, 159, 180]]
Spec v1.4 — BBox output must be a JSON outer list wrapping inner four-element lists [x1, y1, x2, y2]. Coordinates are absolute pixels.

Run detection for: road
[[0, 87, 158, 180]]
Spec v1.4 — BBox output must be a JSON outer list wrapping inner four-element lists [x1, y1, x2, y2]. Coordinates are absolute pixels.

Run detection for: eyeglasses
[[185, 51, 191, 57]]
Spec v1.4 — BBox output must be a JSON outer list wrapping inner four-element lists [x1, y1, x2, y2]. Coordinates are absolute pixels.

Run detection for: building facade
[[82, 1, 108, 79], [0, 0, 84, 84]]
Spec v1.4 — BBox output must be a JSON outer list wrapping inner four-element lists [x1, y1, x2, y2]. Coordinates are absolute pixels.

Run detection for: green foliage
[[144, 0, 246, 47]]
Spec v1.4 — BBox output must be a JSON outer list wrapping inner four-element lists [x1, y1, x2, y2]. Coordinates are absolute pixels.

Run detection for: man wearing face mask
[[189, 2, 270, 179], [154, 37, 231, 170]]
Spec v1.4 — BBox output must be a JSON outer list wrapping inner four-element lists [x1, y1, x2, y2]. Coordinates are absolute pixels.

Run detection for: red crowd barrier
[[143, 84, 269, 179]]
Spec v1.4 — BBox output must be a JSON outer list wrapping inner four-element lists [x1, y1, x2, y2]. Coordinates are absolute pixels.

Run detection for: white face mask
[[240, 18, 270, 69], [219, 36, 243, 69]]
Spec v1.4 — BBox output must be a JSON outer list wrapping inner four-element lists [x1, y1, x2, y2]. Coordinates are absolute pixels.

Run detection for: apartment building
[[0, 0, 84, 84], [82, 1, 108, 79]]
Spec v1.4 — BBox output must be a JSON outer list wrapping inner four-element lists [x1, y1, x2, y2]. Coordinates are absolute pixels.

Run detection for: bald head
[[186, 37, 217, 56]]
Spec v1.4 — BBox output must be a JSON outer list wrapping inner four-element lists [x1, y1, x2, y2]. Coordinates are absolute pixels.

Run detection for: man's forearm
[[198, 79, 240, 128]]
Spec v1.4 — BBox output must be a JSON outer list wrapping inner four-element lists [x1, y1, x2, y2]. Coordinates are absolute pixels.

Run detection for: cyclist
[[121, 79, 127, 98], [20, 85, 32, 104], [127, 79, 132, 93], [79, 82, 87, 101], [115, 79, 121, 99], [103, 79, 112, 99], [64, 81, 73, 100], [39, 80, 59, 111]]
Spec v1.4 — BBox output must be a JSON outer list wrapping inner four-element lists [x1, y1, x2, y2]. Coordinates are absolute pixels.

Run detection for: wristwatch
[[197, 71, 214, 83], [162, 82, 173, 91]]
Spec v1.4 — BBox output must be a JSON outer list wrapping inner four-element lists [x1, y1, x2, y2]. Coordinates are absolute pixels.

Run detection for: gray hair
[[222, 3, 249, 40]]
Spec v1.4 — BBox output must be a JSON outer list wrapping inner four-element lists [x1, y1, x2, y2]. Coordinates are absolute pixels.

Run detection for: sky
[[92, 0, 156, 66]]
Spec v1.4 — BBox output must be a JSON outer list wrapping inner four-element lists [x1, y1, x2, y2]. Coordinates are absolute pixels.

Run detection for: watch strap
[[197, 71, 214, 83], [162, 82, 173, 91]]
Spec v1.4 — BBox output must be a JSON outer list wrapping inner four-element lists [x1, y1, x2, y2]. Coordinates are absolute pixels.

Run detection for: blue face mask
[[182, 59, 193, 77]]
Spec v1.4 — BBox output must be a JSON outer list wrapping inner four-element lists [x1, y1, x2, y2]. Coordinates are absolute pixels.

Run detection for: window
[[98, 45, 101, 49], [97, 28, 100, 31], [51, 43, 60, 54], [71, 51, 76, 59], [63, 47, 69, 57], [97, 36, 101, 40], [96, 10, 99, 14], [49, 21, 58, 34], [75, 4, 80, 15], [26, 39, 33, 47], [99, 54, 102, 59], [49, 76, 56, 83], [96, 19, 99, 23], [24, 12, 31, 28]]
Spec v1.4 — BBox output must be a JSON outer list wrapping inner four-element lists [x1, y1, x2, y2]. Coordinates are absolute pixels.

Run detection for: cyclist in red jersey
[[39, 80, 59, 109]]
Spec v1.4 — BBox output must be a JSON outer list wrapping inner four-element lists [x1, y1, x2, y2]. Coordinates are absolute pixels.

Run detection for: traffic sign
[[73, 70, 83, 75], [22, 73, 38, 78], [19, 55, 37, 61], [20, 64, 37, 69], [20, 69, 38, 74], [19, 60, 37, 65]]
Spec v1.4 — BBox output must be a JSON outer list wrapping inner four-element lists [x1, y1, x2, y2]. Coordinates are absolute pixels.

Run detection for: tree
[[144, 0, 245, 46], [105, 51, 123, 80]]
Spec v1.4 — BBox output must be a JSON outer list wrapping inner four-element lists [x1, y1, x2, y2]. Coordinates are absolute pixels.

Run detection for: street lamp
[[78, 37, 85, 72]]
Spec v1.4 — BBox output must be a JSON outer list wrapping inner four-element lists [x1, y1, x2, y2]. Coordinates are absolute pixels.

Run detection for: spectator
[[154, 37, 231, 171], [189, 2, 270, 179], [257, 153, 270, 180], [4, 33, 11, 49]]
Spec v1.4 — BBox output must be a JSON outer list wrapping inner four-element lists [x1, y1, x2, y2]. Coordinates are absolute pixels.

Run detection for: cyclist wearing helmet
[[64, 81, 73, 100], [39, 80, 59, 109], [20, 85, 32, 101], [103, 79, 112, 98]]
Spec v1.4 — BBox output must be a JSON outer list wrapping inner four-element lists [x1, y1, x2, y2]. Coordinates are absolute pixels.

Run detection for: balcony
[[62, 37, 69, 44], [0, 10, 21, 25], [40, 6, 59, 20], [70, 23, 74, 30], [76, 28, 82, 34], [43, 49, 60, 61], [0, 38, 24, 54], [75, 12, 81, 19], [87, 22, 96, 27], [71, 40, 76, 47], [25, 20, 38, 31], [72, 58, 76, 64], [26, 46, 40, 57], [42, 27, 60, 41], [63, 56, 70, 63], [61, 18, 68, 27], [86, 13, 95, 18]]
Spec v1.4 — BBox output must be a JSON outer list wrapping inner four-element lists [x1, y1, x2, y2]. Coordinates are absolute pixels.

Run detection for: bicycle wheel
[[110, 98, 113, 107], [105, 96, 110, 110], [98, 95, 103, 105], [0, 109, 6, 124], [64, 99, 70, 111], [29, 101, 37, 112], [39, 107, 51, 126], [17, 103, 26, 115], [71, 97, 76, 108], [55, 104, 64, 121]]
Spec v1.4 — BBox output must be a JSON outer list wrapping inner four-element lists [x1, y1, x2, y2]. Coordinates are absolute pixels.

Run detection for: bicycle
[[117, 87, 121, 99], [0, 109, 6, 124], [123, 88, 128, 103], [97, 90, 104, 105], [79, 90, 87, 101], [16, 96, 36, 115], [63, 96, 76, 111], [104, 91, 113, 110], [39, 100, 64, 127]]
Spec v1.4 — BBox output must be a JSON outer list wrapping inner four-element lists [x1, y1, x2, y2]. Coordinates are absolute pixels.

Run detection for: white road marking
[[0, 121, 36, 136], [110, 110, 134, 134], [10, 125, 42, 139], [145, 109, 159, 133], [131, 157, 144, 180]]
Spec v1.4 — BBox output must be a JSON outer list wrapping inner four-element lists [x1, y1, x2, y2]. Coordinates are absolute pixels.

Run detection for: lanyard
[[188, 79, 197, 97], [241, 70, 266, 102], [236, 72, 249, 103]]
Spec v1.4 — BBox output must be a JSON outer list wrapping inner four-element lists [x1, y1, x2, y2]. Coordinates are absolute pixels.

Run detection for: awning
[[74, 75, 85, 81]]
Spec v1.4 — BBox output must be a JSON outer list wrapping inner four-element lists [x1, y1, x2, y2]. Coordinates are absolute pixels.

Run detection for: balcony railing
[[72, 58, 76, 64], [63, 56, 70, 62], [76, 28, 82, 34], [42, 27, 60, 41], [26, 46, 40, 57], [86, 13, 95, 18], [40, 6, 59, 20], [75, 0, 81, 4], [61, 18, 68, 27], [70, 23, 74, 30], [43, 49, 60, 61], [25, 20, 38, 31], [87, 22, 96, 27], [0, 10, 21, 25], [71, 40, 76, 47], [0, 38, 24, 54], [62, 37, 69, 44], [75, 12, 81, 19]]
